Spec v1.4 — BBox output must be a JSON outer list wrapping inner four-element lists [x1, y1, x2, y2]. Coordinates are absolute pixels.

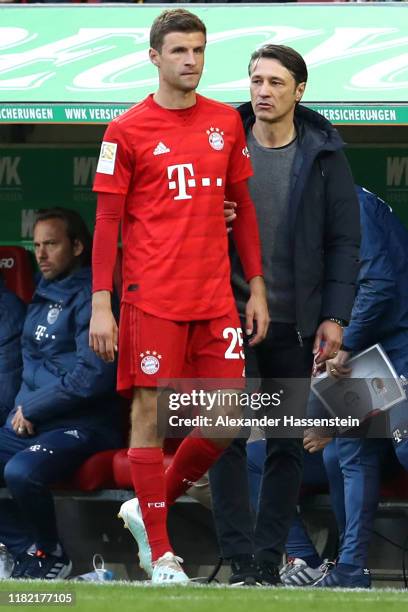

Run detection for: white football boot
[[151, 552, 189, 585], [0, 544, 14, 579], [118, 498, 153, 577]]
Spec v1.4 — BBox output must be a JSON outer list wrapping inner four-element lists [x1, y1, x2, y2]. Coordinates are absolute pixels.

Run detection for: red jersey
[[93, 94, 252, 321]]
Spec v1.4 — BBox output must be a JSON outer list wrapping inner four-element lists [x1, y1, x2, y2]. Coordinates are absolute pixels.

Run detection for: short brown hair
[[248, 44, 308, 86], [150, 9, 207, 52], [34, 208, 92, 268]]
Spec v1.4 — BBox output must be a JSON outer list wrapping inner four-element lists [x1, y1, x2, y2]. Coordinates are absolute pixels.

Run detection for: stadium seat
[[380, 468, 408, 500], [59, 450, 118, 492], [0, 245, 35, 304], [67, 397, 131, 491]]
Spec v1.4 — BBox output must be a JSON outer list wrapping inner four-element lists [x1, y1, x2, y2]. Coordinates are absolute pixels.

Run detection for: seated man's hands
[[11, 405, 35, 437], [303, 428, 332, 453]]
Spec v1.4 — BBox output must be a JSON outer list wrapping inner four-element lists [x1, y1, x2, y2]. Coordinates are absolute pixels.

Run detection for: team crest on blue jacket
[[47, 303, 62, 325]]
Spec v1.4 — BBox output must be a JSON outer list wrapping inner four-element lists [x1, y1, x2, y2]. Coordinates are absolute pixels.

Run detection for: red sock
[[128, 447, 173, 562], [165, 431, 224, 506]]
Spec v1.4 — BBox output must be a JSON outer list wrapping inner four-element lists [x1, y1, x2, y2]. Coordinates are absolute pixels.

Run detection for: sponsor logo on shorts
[[64, 429, 80, 439], [140, 350, 162, 375], [29, 445, 54, 454], [393, 428, 405, 443], [206, 127, 224, 151]]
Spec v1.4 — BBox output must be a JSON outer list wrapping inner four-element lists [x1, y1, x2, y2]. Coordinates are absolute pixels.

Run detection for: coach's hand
[[223, 200, 237, 232], [89, 291, 118, 362], [313, 320, 343, 364], [246, 276, 270, 346]]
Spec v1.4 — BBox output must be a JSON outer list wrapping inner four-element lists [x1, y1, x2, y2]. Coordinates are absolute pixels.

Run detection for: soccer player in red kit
[[90, 9, 269, 583]]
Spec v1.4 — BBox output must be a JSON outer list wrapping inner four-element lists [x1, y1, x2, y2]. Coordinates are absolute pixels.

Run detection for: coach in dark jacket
[[232, 102, 360, 340], [0, 209, 121, 581], [210, 44, 360, 586], [0, 278, 25, 425]]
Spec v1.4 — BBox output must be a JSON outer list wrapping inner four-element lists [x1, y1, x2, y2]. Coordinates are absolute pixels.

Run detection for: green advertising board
[[0, 146, 97, 248], [1, 5, 407, 246], [1, 103, 406, 126], [0, 4, 408, 124], [1, 144, 407, 246]]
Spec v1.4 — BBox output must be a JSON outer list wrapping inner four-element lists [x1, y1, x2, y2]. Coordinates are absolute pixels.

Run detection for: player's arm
[[90, 121, 132, 362], [90, 192, 125, 362], [226, 179, 269, 346]]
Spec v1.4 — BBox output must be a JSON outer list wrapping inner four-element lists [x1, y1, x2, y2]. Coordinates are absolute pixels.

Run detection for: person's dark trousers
[[323, 437, 388, 568], [209, 323, 314, 564], [0, 426, 106, 558], [247, 439, 328, 562]]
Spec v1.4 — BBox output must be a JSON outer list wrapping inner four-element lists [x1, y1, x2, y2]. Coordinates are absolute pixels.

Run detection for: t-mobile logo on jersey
[[167, 163, 223, 201]]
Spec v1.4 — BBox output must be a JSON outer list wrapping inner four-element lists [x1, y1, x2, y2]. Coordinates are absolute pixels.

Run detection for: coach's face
[[250, 57, 305, 124], [149, 31, 205, 93], [34, 219, 83, 281]]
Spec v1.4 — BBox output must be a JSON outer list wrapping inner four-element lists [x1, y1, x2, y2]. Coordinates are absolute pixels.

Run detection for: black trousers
[[209, 323, 314, 564]]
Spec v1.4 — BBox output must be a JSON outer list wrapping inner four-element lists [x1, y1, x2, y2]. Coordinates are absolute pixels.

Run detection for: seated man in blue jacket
[[0, 276, 25, 426], [0, 208, 121, 580], [242, 187, 408, 589], [313, 186, 408, 588]]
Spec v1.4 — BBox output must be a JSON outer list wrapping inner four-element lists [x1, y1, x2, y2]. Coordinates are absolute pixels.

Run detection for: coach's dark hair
[[248, 44, 308, 86], [34, 208, 92, 267], [150, 8, 206, 52]]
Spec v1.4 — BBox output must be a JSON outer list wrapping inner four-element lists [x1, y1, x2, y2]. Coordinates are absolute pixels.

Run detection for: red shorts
[[117, 303, 245, 395]]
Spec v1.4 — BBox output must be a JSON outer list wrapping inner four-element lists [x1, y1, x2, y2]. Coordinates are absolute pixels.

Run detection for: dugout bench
[[2, 245, 408, 584]]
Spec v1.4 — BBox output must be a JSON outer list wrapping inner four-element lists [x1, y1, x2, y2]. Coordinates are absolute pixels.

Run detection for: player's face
[[249, 57, 305, 124], [150, 31, 205, 93], [34, 218, 83, 280]]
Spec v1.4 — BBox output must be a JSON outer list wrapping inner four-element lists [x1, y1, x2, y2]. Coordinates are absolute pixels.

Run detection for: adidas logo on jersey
[[153, 142, 170, 156]]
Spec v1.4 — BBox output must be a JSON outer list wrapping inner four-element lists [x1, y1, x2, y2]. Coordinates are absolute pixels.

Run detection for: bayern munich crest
[[47, 303, 62, 325], [207, 127, 225, 151], [140, 350, 162, 375]]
